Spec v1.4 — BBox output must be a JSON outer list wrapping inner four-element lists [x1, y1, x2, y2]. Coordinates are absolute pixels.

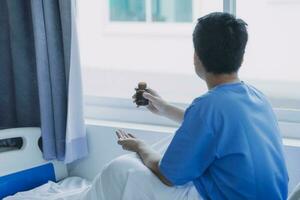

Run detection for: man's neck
[[205, 73, 240, 90]]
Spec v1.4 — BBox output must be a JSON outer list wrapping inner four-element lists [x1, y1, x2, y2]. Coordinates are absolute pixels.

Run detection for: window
[[109, 0, 193, 23], [109, 0, 146, 22], [78, 0, 300, 137], [151, 0, 193, 22]]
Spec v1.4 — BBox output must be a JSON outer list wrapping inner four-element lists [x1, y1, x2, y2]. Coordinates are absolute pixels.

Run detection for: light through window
[[109, 0, 146, 21], [109, 0, 193, 23], [151, 0, 193, 22]]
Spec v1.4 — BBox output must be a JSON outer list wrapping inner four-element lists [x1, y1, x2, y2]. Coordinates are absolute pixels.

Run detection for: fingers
[[133, 88, 158, 97], [116, 129, 135, 140], [116, 129, 127, 139], [146, 105, 159, 114], [145, 87, 155, 94], [120, 129, 129, 138], [133, 87, 160, 99], [145, 88, 160, 97], [115, 130, 141, 152], [128, 133, 135, 138], [116, 131, 122, 139], [143, 92, 158, 102]]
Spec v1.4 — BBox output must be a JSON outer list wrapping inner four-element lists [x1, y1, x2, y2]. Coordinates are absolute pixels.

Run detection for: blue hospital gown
[[159, 82, 289, 200]]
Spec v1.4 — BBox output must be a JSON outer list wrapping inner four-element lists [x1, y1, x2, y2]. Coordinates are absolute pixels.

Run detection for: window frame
[[102, 0, 208, 37]]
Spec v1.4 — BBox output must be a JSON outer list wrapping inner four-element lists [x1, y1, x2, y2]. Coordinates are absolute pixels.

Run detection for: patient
[[86, 12, 289, 200]]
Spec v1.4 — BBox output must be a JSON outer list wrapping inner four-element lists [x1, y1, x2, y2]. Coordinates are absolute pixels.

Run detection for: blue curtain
[[0, 0, 40, 129], [0, 0, 87, 162]]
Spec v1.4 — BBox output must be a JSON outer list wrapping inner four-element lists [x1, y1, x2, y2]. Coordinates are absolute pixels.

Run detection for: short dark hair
[[193, 12, 248, 74]]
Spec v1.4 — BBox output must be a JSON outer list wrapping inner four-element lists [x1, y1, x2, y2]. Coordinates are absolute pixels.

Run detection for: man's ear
[[194, 53, 206, 80]]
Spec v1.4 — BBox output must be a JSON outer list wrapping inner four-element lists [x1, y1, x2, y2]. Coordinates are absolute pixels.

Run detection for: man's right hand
[[142, 88, 169, 116], [133, 88, 185, 124]]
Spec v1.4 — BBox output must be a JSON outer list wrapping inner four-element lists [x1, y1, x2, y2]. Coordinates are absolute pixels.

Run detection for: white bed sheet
[[4, 177, 91, 200], [80, 135, 202, 200], [81, 154, 201, 200]]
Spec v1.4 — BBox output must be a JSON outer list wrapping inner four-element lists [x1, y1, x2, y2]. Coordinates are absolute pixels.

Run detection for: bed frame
[[0, 127, 68, 198]]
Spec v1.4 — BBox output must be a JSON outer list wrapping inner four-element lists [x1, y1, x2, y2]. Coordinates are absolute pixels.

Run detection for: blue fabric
[[0, 163, 55, 199], [0, 0, 40, 129], [159, 82, 289, 200], [30, 0, 69, 161], [0, 0, 87, 163]]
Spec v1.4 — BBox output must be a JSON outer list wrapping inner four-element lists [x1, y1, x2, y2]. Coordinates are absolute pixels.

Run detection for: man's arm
[[136, 142, 173, 186], [141, 89, 185, 124], [163, 104, 185, 124], [116, 129, 173, 186]]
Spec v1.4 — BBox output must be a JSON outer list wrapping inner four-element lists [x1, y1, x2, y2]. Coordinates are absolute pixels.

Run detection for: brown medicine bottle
[[135, 82, 149, 106]]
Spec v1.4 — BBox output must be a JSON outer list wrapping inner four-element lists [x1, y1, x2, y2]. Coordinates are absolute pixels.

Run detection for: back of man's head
[[193, 12, 248, 74]]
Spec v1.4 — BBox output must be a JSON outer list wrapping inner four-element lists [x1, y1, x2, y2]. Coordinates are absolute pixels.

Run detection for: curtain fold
[[64, 1, 88, 163], [0, 0, 88, 163], [30, 0, 68, 161], [0, 0, 40, 129]]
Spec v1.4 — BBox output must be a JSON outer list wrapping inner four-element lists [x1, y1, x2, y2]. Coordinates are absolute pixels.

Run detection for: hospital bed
[[1, 127, 300, 199], [0, 128, 91, 199]]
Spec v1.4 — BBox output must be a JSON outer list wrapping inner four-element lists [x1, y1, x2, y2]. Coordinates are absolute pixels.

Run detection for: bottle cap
[[138, 82, 147, 90]]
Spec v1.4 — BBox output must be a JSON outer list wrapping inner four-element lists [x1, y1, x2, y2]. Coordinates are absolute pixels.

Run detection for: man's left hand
[[116, 129, 146, 152]]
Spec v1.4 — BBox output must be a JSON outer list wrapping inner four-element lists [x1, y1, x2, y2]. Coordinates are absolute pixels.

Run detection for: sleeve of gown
[[159, 103, 217, 185]]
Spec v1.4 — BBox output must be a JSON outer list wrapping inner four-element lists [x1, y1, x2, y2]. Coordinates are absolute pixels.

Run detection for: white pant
[[82, 136, 202, 200]]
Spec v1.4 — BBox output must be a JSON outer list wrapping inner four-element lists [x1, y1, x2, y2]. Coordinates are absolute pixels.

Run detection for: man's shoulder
[[192, 89, 224, 107], [188, 92, 220, 115], [191, 82, 269, 109], [193, 90, 218, 103]]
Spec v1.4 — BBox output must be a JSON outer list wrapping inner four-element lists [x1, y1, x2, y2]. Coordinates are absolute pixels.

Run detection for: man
[[93, 12, 289, 200]]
